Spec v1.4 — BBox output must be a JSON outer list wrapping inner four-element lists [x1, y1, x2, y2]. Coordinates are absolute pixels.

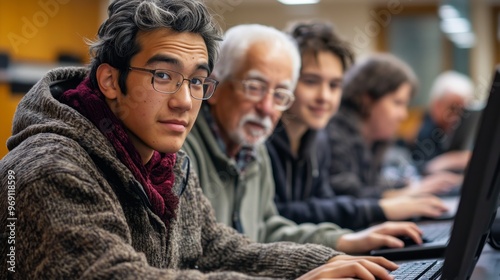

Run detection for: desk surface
[[472, 244, 500, 280]]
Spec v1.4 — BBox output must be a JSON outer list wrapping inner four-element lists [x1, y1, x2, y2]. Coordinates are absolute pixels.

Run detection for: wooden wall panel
[[0, 0, 102, 158]]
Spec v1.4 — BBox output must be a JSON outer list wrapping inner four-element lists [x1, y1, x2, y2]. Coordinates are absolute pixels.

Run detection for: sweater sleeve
[[0, 141, 333, 280], [187, 172, 342, 279], [2, 150, 258, 279]]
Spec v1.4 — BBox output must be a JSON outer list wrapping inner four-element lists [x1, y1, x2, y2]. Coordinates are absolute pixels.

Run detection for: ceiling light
[[439, 5, 460, 19], [277, 0, 320, 5], [440, 18, 471, 34], [448, 32, 476, 49]]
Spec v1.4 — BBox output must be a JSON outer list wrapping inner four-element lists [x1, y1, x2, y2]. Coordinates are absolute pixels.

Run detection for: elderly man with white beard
[[182, 24, 422, 254]]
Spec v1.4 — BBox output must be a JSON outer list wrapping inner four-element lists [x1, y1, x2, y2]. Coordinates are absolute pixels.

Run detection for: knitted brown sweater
[[0, 67, 339, 279]]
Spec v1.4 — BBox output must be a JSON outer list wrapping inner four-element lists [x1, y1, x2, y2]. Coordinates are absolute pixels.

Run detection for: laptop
[[370, 219, 454, 260], [373, 67, 500, 279], [445, 107, 482, 153]]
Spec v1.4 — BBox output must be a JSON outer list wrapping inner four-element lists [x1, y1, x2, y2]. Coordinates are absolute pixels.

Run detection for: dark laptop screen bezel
[[445, 108, 482, 152], [441, 68, 500, 279]]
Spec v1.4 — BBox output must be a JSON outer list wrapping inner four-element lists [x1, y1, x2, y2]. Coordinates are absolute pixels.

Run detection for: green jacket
[[0, 67, 340, 279], [183, 109, 353, 248]]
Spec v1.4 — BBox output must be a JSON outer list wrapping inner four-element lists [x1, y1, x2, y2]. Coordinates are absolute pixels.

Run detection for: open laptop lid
[[441, 68, 500, 279], [445, 108, 482, 152]]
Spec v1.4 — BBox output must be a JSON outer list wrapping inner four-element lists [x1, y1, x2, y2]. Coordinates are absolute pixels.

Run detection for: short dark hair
[[287, 20, 354, 72], [341, 53, 418, 118], [88, 0, 222, 94]]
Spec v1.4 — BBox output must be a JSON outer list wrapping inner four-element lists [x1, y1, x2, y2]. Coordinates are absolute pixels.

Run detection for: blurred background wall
[[0, 0, 499, 157], [0, 0, 106, 157]]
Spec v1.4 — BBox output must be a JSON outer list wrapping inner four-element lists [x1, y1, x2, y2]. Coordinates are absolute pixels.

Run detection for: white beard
[[229, 113, 273, 147]]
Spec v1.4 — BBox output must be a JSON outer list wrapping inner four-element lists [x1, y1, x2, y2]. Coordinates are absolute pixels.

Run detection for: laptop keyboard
[[390, 259, 444, 279], [420, 221, 453, 243]]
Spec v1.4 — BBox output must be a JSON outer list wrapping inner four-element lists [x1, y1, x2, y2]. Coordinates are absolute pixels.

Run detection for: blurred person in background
[[410, 71, 475, 175], [267, 21, 448, 233], [326, 54, 463, 199]]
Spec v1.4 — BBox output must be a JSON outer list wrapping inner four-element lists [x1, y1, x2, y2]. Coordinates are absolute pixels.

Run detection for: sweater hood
[[8, 67, 94, 152]]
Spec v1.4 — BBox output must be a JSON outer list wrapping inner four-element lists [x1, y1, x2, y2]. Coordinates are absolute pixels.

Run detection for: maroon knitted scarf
[[59, 77, 178, 229]]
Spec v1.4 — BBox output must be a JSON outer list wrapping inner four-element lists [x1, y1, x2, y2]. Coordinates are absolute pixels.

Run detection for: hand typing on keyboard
[[398, 235, 430, 247], [297, 255, 399, 280], [336, 222, 424, 254], [379, 195, 449, 220]]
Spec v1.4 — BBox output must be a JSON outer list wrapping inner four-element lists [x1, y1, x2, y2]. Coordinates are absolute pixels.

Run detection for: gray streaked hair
[[212, 24, 301, 89], [88, 0, 222, 94]]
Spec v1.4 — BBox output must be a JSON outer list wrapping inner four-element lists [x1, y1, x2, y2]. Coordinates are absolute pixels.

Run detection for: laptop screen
[[441, 68, 500, 279], [445, 108, 482, 152]]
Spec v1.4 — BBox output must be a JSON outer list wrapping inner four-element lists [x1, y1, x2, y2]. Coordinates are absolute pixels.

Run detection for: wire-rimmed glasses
[[236, 79, 295, 111], [129, 66, 219, 100]]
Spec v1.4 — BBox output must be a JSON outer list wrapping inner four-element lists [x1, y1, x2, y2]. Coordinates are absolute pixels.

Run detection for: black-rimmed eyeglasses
[[129, 66, 219, 100]]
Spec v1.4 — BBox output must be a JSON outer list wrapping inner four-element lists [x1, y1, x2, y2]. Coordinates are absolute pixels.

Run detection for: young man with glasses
[[0, 0, 400, 279], [182, 23, 424, 255]]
